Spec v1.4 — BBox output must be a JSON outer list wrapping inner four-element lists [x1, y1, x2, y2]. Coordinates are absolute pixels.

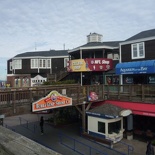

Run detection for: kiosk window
[[98, 121, 105, 133]]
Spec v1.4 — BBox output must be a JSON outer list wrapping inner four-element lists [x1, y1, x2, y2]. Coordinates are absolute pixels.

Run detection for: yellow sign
[[68, 59, 90, 72]]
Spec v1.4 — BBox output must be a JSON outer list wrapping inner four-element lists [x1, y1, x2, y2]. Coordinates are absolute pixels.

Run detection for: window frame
[[31, 59, 51, 69], [131, 42, 145, 59], [31, 59, 38, 68], [12, 59, 22, 69], [98, 121, 105, 134]]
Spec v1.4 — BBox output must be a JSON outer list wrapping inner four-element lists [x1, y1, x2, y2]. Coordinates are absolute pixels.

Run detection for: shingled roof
[[86, 103, 128, 118], [126, 28, 155, 41], [14, 50, 69, 58], [78, 41, 121, 48]]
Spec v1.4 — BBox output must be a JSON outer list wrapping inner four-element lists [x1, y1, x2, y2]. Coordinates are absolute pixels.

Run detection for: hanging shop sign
[[67, 58, 113, 72], [32, 90, 72, 112]]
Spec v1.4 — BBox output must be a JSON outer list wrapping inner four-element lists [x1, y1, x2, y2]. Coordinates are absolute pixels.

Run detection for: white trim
[[119, 43, 122, 63], [80, 49, 82, 59], [13, 55, 69, 60], [119, 36, 155, 45], [119, 44, 123, 85]]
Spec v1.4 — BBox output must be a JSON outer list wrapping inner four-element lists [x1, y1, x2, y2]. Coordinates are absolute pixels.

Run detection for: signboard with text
[[67, 58, 113, 72], [32, 90, 72, 112]]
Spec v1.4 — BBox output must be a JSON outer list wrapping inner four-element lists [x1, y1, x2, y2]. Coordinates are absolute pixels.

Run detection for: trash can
[[0, 115, 5, 126]]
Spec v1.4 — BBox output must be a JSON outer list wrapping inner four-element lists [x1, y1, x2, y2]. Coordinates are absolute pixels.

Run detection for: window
[[31, 59, 51, 68], [131, 42, 145, 59], [12, 60, 22, 69], [10, 62, 12, 71], [114, 54, 119, 60], [105, 75, 119, 84], [107, 53, 113, 59], [108, 120, 121, 134], [39, 59, 42, 68], [47, 59, 51, 68], [43, 60, 46, 67], [64, 58, 69, 67], [31, 59, 38, 68], [107, 53, 119, 60], [98, 121, 105, 133]]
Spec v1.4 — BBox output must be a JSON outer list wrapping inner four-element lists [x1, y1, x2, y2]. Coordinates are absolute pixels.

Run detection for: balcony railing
[[0, 84, 155, 109]]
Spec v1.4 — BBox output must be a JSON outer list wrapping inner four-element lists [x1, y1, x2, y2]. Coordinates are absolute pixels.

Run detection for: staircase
[[47, 67, 69, 82]]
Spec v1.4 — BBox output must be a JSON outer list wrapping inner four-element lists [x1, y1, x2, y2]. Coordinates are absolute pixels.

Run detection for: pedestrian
[[40, 116, 44, 135], [146, 141, 154, 155]]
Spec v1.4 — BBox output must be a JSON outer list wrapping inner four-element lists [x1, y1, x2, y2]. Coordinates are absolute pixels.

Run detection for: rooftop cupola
[[87, 32, 103, 43]]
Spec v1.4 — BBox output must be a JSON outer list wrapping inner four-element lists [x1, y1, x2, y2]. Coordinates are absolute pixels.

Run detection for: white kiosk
[[86, 103, 132, 143]]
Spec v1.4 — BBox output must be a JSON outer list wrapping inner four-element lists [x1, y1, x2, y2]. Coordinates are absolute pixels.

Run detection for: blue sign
[[116, 60, 155, 75]]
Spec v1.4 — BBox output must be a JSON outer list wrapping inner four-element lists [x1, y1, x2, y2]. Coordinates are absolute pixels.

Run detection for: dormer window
[[131, 42, 145, 59]]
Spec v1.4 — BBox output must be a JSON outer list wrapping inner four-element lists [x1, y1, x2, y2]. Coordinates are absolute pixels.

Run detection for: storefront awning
[[105, 100, 155, 117], [116, 60, 155, 75]]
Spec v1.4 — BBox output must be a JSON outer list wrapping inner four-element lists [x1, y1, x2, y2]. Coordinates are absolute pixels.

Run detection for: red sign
[[67, 58, 113, 72], [86, 58, 113, 71], [32, 91, 72, 112]]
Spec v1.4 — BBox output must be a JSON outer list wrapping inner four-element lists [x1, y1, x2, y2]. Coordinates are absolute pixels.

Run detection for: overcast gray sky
[[0, 0, 155, 80]]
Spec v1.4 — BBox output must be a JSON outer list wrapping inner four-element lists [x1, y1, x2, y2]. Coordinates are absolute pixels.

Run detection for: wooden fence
[[0, 84, 155, 109]]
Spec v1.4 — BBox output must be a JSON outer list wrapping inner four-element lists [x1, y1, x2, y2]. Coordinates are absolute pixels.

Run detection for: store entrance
[[133, 75, 147, 84], [133, 115, 155, 142]]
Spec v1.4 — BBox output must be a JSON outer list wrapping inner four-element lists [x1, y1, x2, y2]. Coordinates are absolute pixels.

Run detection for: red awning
[[132, 111, 155, 117]]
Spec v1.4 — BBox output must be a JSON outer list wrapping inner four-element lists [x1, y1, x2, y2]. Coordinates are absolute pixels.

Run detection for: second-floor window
[[131, 42, 145, 59], [31, 59, 51, 69], [10, 62, 12, 71], [64, 58, 69, 67], [12, 60, 22, 69], [107, 53, 119, 60]]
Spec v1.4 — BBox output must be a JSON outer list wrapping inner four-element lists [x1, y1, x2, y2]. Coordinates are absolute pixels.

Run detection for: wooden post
[[82, 104, 86, 132], [29, 89, 32, 103], [13, 91, 16, 114]]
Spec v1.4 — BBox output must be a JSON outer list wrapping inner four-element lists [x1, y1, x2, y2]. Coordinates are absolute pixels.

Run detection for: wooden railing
[[0, 84, 155, 109], [47, 67, 69, 82]]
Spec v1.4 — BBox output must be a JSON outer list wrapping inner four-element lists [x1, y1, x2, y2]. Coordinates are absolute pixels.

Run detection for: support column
[[13, 91, 16, 114], [82, 104, 86, 132], [75, 102, 92, 133], [127, 115, 133, 140]]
